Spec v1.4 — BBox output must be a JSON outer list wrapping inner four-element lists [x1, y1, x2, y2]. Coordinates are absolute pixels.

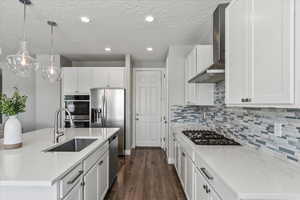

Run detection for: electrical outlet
[[274, 123, 282, 137]]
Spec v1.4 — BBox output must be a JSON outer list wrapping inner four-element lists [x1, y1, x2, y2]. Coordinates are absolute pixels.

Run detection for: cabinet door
[[77, 67, 92, 94], [185, 156, 194, 200], [185, 58, 190, 104], [63, 67, 78, 94], [194, 167, 209, 200], [98, 151, 109, 200], [196, 46, 213, 74], [92, 68, 109, 88], [107, 68, 124, 88], [180, 150, 186, 187], [174, 140, 179, 173], [84, 164, 98, 200], [250, 0, 294, 104], [225, 0, 251, 104], [64, 181, 83, 200], [188, 51, 197, 104]]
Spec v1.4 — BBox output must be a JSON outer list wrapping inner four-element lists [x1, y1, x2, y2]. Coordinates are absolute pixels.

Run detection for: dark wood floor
[[104, 148, 186, 200]]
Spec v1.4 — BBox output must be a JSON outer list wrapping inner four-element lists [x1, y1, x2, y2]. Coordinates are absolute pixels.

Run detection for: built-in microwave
[[64, 95, 90, 128]]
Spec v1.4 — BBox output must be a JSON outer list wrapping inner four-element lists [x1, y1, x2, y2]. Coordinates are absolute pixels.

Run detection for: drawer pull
[[98, 160, 103, 165], [200, 168, 213, 180], [67, 170, 83, 185]]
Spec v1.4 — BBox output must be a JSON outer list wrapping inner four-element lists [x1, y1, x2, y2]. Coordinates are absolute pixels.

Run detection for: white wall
[[1, 62, 36, 133], [35, 55, 62, 129]]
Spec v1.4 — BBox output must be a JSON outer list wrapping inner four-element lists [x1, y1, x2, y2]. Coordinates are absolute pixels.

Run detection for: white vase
[[3, 115, 22, 149]]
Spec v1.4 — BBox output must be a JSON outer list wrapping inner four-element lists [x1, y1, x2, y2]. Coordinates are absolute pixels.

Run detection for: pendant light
[[41, 21, 61, 83], [6, 0, 38, 77]]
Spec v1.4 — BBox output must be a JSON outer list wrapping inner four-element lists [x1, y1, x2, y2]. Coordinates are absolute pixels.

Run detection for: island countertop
[[0, 128, 119, 187]]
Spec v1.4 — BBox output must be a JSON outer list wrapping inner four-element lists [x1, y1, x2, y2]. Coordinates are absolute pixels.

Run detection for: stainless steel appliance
[[182, 130, 241, 145], [189, 3, 229, 83], [64, 95, 90, 128], [109, 133, 119, 187], [90, 88, 125, 156]]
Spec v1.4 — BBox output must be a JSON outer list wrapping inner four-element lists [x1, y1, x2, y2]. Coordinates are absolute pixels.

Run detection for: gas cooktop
[[182, 130, 241, 146]]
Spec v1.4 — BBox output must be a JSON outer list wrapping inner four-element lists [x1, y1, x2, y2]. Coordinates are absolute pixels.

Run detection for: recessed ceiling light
[[146, 47, 153, 52], [80, 16, 91, 23], [105, 47, 112, 52], [145, 15, 154, 22]]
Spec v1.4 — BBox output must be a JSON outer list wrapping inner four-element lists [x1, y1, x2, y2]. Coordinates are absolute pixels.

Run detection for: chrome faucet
[[54, 108, 74, 144]]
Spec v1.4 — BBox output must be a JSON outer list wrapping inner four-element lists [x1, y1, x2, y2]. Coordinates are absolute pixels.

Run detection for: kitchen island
[[0, 128, 119, 200]]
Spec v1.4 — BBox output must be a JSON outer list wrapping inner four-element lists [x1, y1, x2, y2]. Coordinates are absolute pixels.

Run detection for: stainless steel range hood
[[189, 3, 229, 83]]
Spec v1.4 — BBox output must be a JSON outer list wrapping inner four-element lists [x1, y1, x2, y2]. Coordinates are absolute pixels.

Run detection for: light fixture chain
[[23, 2, 27, 41]]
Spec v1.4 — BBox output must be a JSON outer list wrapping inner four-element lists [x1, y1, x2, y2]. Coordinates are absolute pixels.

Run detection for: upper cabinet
[[226, 0, 296, 107], [63, 67, 125, 95], [185, 45, 214, 105], [91, 67, 124, 88]]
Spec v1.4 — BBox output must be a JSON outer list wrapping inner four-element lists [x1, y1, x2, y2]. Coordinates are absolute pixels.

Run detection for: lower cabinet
[[83, 150, 109, 200], [185, 156, 194, 200], [97, 151, 109, 200], [194, 167, 222, 200], [84, 164, 98, 200], [60, 143, 110, 200], [64, 180, 84, 200], [174, 137, 224, 200]]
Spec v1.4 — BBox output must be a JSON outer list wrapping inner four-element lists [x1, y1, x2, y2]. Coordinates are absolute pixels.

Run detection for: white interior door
[[135, 70, 162, 147]]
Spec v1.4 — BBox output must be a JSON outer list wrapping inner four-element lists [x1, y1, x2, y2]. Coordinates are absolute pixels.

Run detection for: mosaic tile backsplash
[[171, 81, 300, 164]]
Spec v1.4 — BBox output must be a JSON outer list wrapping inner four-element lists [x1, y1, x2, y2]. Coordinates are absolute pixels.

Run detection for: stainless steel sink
[[45, 138, 97, 152]]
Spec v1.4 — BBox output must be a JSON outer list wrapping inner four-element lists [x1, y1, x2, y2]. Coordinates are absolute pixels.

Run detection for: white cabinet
[[64, 181, 83, 200], [194, 167, 222, 200], [174, 139, 194, 200], [84, 164, 98, 200], [185, 46, 214, 105], [63, 67, 78, 94], [63, 67, 125, 95], [180, 150, 186, 187], [194, 167, 209, 200], [97, 151, 109, 200], [226, 0, 295, 107], [92, 67, 124, 88], [185, 156, 194, 200], [63, 67, 92, 94], [77, 68, 92, 93]]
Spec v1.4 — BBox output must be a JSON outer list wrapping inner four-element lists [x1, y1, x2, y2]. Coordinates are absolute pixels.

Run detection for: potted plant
[[0, 88, 27, 149]]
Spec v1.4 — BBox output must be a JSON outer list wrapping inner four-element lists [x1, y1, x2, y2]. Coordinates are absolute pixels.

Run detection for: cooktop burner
[[182, 130, 241, 146]]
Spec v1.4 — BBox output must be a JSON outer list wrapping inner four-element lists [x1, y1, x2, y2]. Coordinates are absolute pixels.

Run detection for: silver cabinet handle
[[67, 170, 83, 185], [200, 168, 213, 180], [98, 160, 103, 165]]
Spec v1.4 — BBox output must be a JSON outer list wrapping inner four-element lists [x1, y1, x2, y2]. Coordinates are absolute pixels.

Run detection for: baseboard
[[125, 149, 131, 155]]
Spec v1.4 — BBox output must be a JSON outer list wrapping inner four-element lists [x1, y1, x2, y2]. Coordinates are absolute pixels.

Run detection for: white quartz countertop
[[172, 124, 300, 200], [0, 128, 119, 187]]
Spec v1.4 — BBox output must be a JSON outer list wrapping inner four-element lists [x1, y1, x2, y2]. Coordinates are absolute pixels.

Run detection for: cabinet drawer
[[59, 163, 83, 199], [83, 142, 108, 172], [195, 156, 238, 200]]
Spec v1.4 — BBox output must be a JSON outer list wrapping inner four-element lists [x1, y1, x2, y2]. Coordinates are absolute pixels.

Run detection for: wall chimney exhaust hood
[[189, 3, 229, 84]]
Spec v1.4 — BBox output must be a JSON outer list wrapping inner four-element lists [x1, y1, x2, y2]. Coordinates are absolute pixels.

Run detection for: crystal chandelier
[[6, 0, 38, 77], [41, 21, 61, 83]]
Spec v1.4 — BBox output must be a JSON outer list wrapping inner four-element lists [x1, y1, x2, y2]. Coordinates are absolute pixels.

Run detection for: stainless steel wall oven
[[64, 95, 90, 128]]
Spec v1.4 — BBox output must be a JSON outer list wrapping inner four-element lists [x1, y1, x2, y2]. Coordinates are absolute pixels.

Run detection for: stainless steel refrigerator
[[90, 88, 125, 156]]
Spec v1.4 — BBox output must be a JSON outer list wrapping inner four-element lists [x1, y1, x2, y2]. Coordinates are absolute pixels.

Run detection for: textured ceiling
[[0, 0, 230, 63]]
